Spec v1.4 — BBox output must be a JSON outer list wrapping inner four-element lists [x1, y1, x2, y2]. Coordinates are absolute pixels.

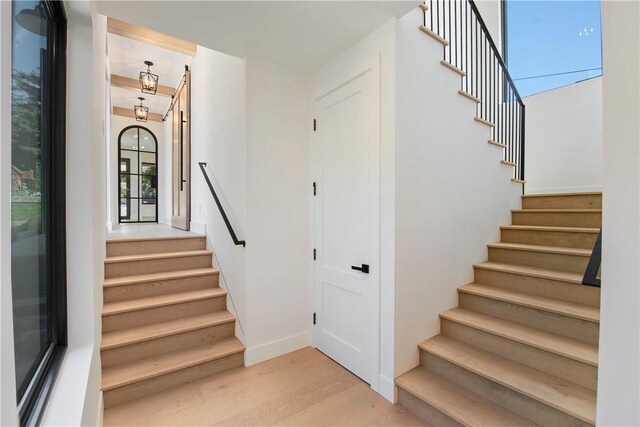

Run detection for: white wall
[[474, 0, 502, 50], [0, 1, 18, 425], [524, 77, 603, 194], [310, 17, 397, 401], [41, 4, 105, 425], [597, 1, 640, 425], [189, 46, 248, 341], [244, 57, 310, 365], [109, 116, 168, 226], [394, 7, 521, 379]]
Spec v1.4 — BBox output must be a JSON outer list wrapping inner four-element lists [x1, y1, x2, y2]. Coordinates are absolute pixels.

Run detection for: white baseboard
[[525, 184, 603, 195], [190, 221, 207, 235], [245, 331, 311, 366], [377, 374, 396, 403]]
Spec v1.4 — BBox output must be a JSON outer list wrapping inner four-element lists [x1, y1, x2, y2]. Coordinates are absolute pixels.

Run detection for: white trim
[[244, 331, 311, 366], [377, 374, 396, 403], [525, 184, 603, 195]]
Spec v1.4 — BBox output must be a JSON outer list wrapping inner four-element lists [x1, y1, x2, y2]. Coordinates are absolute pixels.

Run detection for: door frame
[[171, 66, 191, 230], [309, 55, 381, 391]]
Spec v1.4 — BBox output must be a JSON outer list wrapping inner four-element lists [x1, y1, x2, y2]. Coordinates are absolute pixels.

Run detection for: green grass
[[12, 202, 40, 222]]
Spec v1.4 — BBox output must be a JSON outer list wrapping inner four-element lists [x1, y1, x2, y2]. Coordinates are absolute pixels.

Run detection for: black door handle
[[351, 264, 369, 274]]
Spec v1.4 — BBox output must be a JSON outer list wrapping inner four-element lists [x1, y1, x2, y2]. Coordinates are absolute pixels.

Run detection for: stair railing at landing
[[582, 229, 602, 287], [421, 0, 525, 183]]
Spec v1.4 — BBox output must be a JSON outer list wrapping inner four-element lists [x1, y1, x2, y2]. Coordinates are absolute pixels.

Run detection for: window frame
[[12, 1, 68, 425]]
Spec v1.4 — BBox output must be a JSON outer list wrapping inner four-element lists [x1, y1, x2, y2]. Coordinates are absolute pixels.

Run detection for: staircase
[[101, 234, 245, 408], [396, 192, 601, 426]]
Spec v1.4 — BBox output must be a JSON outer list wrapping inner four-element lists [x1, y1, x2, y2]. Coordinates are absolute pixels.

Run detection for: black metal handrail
[[198, 162, 246, 247], [422, 0, 525, 182], [582, 229, 601, 287]]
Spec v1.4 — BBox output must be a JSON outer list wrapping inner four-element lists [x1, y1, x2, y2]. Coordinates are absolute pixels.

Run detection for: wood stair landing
[[397, 192, 602, 426], [101, 234, 244, 408]]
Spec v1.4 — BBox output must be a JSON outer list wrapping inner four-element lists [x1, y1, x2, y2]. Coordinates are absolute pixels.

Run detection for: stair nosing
[[105, 250, 212, 264], [101, 337, 244, 391], [500, 225, 600, 234], [106, 234, 205, 244], [396, 367, 536, 427], [419, 336, 596, 424], [441, 307, 598, 365], [488, 242, 591, 257], [103, 268, 219, 288], [458, 283, 599, 323], [101, 311, 236, 350], [512, 209, 602, 213], [474, 261, 583, 285], [522, 192, 602, 198], [102, 288, 226, 316]]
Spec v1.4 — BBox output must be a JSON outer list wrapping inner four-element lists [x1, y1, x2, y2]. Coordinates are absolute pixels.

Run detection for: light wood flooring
[[104, 347, 429, 427]]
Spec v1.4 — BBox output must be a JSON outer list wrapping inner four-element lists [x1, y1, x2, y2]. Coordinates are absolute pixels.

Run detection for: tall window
[[11, 1, 67, 424], [503, 0, 602, 97]]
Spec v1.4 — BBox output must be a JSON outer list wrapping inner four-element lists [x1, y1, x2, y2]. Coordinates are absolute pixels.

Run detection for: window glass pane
[[120, 127, 138, 150], [506, 1, 602, 97], [138, 128, 155, 152], [11, 0, 52, 400]]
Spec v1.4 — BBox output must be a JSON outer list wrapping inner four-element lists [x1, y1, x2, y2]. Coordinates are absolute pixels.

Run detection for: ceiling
[[107, 33, 192, 116], [98, 1, 419, 71]]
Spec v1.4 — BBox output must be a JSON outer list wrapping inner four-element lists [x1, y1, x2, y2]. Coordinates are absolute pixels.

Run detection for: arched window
[[118, 125, 158, 223]]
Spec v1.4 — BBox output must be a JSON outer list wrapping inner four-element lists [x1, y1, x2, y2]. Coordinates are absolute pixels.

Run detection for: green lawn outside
[[12, 202, 40, 223]]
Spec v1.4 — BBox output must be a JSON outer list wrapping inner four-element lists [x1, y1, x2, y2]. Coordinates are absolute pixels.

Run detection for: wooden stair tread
[[102, 287, 226, 316], [488, 242, 592, 256], [419, 335, 596, 424], [106, 234, 204, 243], [101, 311, 235, 350], [105, 250, 212, 264], [441, 307, 598, 365], [474, 261, 583, 284], [459, 283, 599, 323], [522, 192, 602, 198], [396, 367, 536, 426], [104, 268, 219, 288], [500, 225, 600, 233], [102, 336, 244, 390], [512, 209, 602, 213]]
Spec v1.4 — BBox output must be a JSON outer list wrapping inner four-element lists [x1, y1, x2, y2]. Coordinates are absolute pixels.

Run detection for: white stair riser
[[458, 293, 599, 345], [103, 297, 226, 332], [103, 352, 243, 408], [107, 237, 206, 257], [440, 319, 597, 390], [102, 322, 235, 368], [104, 274, 219, 303], [105, 254, 212, 278]]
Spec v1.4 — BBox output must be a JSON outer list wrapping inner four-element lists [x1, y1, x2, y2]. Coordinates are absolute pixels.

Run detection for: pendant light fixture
[[134, 97, 149, 122], [139, 60, 159, 95]]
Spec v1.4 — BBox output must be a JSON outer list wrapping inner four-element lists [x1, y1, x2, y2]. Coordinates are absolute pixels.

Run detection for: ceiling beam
[[111, 74, 175, 97], [113, 106, 164, 123], [107, 17, 197, 56]]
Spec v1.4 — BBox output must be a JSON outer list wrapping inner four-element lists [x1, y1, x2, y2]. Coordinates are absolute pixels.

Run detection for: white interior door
[[313, 60, 380, 386], [171, 68, 191, 230]]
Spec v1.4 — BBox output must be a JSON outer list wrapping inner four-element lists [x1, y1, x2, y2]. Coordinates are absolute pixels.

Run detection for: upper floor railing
[[582, 229, 601, 287], [421, 0, 525, 182]]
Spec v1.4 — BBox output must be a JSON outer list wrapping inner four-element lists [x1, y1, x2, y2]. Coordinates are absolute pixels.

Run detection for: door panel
[[171, 68, 191, 230], [313, 62, 380, 386]]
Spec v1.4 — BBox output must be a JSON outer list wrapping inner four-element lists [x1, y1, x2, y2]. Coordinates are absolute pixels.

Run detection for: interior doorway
[[118, 125, 158, 223]]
